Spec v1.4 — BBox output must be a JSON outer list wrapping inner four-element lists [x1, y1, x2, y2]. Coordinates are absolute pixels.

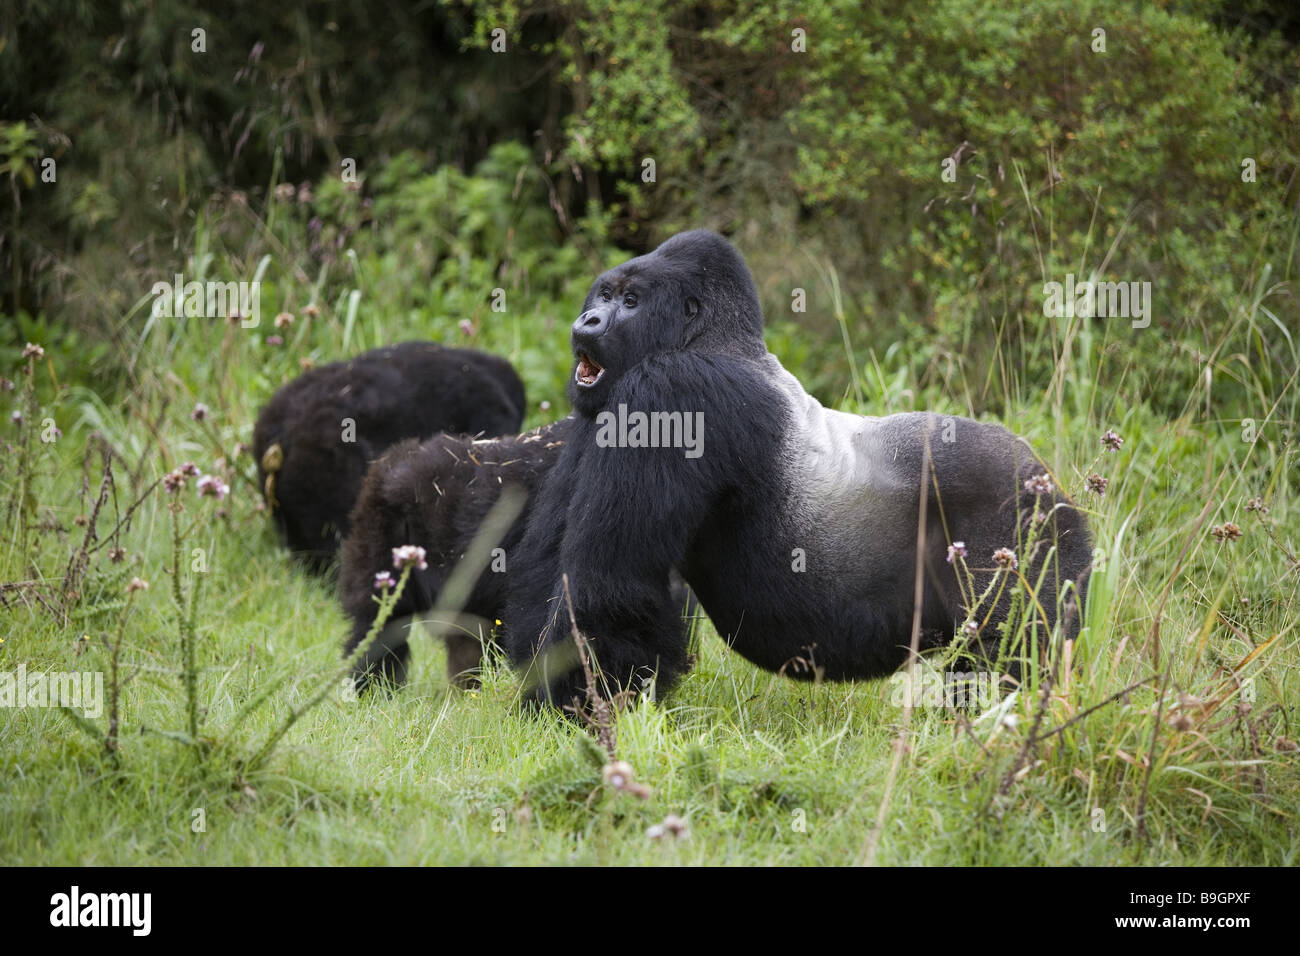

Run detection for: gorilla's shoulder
[[363, 437, 433, 496]]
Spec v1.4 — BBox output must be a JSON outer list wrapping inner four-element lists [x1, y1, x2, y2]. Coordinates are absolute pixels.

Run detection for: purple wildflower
[[391, 545, 428, 571], [197, 475, 230, 500], [1024, 473, 1053, 496]]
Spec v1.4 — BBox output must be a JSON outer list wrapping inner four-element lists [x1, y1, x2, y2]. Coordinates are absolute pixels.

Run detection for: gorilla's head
[[568, 230, 766, 416]]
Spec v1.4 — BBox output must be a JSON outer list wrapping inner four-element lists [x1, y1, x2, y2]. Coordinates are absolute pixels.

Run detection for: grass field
[[2, 193, 1297, 866]]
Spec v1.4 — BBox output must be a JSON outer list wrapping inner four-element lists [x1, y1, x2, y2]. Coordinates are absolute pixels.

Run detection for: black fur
[[339, 420, 569, 688], [252, 341, 525, 571], [504, 230, 1093, 708], [339, 418, 700, 689]]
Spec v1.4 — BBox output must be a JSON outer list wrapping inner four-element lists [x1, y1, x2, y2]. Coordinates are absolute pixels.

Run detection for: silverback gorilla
[[504, 230, 1092, 708], [253, 341, 525, 571]]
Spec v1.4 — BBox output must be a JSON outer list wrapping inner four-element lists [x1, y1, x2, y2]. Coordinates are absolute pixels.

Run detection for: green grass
[[1, 188, 1298, 865]]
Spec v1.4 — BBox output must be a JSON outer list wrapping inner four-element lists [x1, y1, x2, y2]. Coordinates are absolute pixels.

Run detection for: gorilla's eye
[[599, 288, 612, 302], [623, 292, 638, 308]]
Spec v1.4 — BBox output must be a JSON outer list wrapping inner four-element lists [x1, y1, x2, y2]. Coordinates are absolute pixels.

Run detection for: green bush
[[466, 0, 1298, 413]]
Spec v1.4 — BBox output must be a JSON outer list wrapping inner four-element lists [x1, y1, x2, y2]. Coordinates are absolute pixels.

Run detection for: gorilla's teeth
[[575, 355, 603, 387]]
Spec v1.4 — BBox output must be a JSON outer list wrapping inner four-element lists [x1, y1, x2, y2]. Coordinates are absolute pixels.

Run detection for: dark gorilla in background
[[504, 230, 1093, 709], [340, 420, 569, 688], [252, 341, 525, 571], [339, 418, 700, 689]]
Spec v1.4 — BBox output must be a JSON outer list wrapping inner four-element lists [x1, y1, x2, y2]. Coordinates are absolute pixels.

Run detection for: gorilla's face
[[568, 255, 700, 416], [566, 231, 766, 418]]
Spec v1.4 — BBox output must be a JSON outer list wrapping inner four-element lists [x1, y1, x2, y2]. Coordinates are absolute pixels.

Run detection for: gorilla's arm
[[506, 353, 784, 705]]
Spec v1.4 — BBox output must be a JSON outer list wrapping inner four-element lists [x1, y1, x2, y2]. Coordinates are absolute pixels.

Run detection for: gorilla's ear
[[684, 296, 701, 319]]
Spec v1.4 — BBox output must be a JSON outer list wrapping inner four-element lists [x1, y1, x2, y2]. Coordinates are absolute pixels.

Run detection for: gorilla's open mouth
[[575, 352, 605, 388]]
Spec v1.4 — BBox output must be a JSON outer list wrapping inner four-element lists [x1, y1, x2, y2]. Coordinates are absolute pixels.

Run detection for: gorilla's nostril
[[583, 311, 601, 326]]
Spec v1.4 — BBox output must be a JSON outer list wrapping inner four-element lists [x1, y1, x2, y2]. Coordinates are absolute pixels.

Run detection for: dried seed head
[[993, 547, 1018, 570], [1211, 522, 1242, 542]]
